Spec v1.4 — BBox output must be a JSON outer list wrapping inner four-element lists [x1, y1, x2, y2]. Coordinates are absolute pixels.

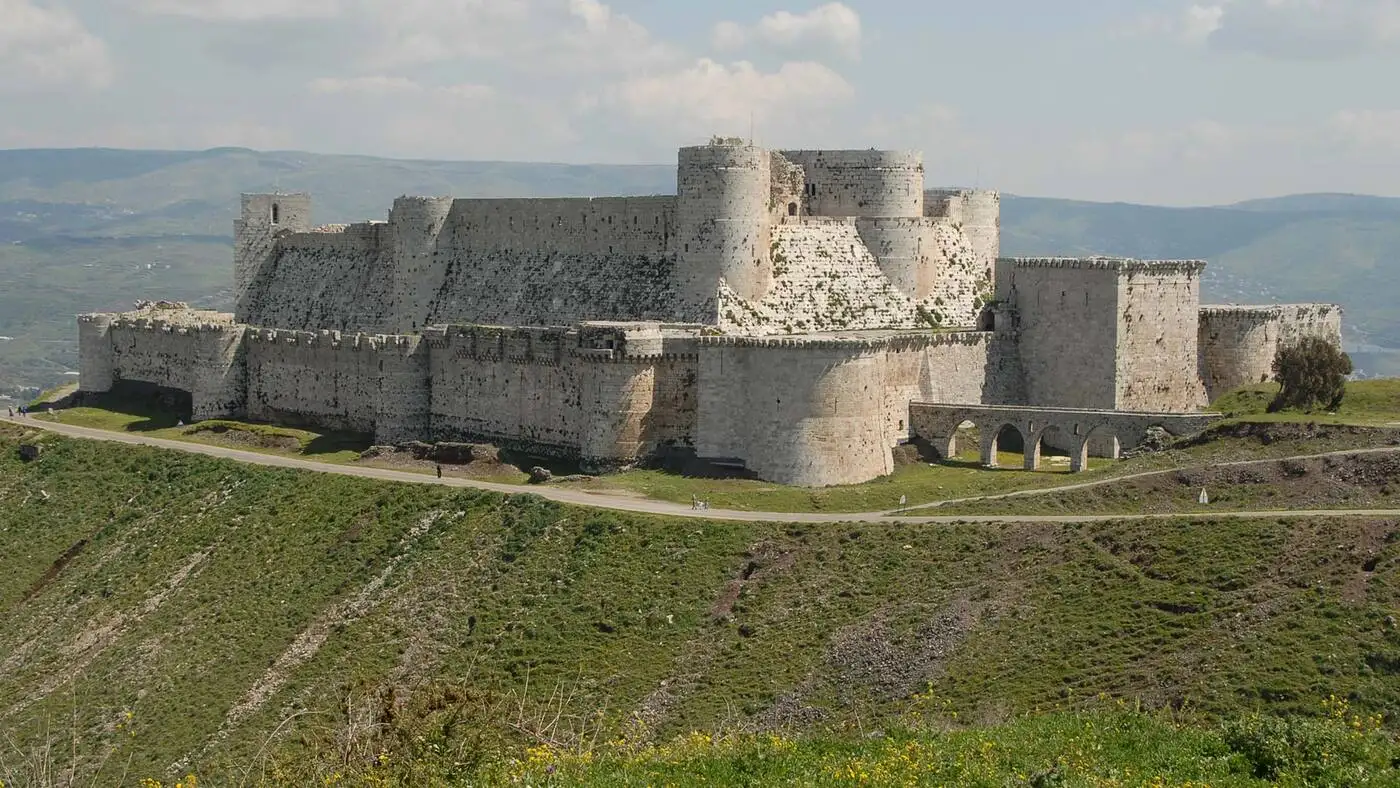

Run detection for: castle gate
[[908, 403, 1220, 472]]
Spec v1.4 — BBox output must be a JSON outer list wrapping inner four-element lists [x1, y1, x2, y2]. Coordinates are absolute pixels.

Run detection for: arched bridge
[[908, 403, 1221, 472]]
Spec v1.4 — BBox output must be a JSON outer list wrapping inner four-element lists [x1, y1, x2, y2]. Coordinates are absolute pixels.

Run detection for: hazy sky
[[4, 0, 1400, 204]]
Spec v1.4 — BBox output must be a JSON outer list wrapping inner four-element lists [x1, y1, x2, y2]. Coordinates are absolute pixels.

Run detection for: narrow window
[[271, 203, 280, 224]]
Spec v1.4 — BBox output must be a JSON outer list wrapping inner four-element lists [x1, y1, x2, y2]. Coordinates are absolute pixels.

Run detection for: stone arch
[[982, 422, 1025, 468], [934, 418, 978, 462], [1028, 423, 1073, 472], [787, 202, 798, 216], [1073, 422, 1122, 473]]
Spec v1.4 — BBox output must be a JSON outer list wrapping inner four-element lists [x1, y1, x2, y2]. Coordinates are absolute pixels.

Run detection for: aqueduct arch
[[909, 403, 1219, 474]]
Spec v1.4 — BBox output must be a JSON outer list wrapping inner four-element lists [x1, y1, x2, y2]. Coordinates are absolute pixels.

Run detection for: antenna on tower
[[749, 110, 755, 147]]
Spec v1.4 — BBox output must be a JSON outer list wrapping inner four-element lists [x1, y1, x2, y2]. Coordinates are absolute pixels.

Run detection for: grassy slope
[[1210, 378, 1400, 426], [1, 424, 1397, 784]]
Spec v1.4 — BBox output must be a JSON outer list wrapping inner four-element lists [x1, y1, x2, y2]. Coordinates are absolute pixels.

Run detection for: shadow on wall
[[78, 383, 193, 430]]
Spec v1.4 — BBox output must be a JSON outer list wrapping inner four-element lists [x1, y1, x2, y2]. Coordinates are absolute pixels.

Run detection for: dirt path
[[7, 415, 1400, 525]]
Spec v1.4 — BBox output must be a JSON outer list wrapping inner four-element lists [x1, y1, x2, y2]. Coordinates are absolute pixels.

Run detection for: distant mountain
[[1, 147, 1397, 395]]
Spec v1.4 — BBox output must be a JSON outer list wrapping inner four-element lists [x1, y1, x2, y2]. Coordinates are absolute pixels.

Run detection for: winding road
[[6, 414, 1400, 525]]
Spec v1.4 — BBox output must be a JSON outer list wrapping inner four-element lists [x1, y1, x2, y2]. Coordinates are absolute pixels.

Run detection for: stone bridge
[[909, 403, 1221, 472]]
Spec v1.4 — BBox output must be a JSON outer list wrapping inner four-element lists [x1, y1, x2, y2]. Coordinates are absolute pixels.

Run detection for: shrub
[[1269, 336, 1353, 412]]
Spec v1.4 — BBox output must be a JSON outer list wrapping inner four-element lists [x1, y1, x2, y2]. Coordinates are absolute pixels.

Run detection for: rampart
[[1198, 304, 1344, 401]]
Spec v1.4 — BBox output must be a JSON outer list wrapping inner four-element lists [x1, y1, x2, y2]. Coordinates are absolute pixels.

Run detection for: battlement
[[1004, 256, 1207, 275], [1199, 304, 1341, 320], [247, 327, 419, 353]]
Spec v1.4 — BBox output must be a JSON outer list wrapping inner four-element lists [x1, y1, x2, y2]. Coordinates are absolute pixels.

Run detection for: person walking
[[436, 464, 443, 479]]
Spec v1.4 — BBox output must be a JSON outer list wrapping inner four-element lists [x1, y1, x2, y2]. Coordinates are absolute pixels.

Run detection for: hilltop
[[1, 147, 1398, 397], [2, 421, 1397, 783]]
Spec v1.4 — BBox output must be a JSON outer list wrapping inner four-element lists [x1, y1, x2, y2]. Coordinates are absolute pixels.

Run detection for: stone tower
[[234, 193, 311, 322], [387, 196, 455, 334], [675, 142, 773, 321]]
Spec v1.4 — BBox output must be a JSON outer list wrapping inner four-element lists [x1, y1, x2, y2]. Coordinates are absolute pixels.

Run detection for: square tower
[[234, 193, 311, 322], [1007, 257, 1208, 412]]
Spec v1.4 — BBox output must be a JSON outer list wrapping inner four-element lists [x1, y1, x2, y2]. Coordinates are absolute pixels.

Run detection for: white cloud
[[0, 0, 112, 93], [1131, 1, 1400, 58], [1069, 120, 1256, 174], [1328, 109, 1400, 148], [605, 59, 854, 139], [307, 75, 495, 101], [712, 3, 862, 60], [136, 0, 343, 21]]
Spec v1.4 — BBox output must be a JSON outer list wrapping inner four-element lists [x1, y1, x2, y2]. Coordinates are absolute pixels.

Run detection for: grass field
[[2, 423, 1398, 784], [1210, 378, 1400, 426]]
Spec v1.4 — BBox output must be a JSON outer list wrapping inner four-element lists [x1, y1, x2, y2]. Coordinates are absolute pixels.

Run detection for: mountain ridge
[[1, 147, 1397, 395]]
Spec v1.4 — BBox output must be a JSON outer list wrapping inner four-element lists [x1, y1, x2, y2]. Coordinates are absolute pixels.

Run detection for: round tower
[[958, 190, 1001, 289], [388, 196, 455, 333], [675, 143, 772, 321], [779, 150, 924, 218]]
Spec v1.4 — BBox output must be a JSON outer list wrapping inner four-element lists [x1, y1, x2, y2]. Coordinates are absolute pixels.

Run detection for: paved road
[[6, 414, 1400, 525]]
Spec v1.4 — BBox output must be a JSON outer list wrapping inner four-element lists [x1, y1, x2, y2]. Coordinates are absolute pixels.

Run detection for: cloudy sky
[[3, 0, 1400, 204]]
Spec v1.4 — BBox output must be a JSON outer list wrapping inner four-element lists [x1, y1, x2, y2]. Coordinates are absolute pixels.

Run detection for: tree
[[1269, 336, 1353, 412]]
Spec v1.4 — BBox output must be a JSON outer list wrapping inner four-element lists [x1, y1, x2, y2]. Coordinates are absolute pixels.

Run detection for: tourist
[[436, 464, 443, 478]]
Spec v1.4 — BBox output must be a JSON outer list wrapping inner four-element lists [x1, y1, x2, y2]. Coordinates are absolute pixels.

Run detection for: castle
[[76, 140, 1343, 487]]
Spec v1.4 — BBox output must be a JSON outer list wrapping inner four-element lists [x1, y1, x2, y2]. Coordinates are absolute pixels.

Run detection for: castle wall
[[104, 314, 246, 420], [242, 223, 395, 333], [1008, 260, 1122, 409], [780, 150, 924, 218], [694, 329, 1024, 486], [240, 197, 684, 333], [426, 327, 582, 456], [1198, 304, 1344, 401], [244, 329, 381, 434], [1116, 263, 1209, 411], [881, 331, 1024, 444]]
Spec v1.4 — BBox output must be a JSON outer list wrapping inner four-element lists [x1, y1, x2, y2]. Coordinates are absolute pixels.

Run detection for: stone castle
[[77, 140, 1343, 486]]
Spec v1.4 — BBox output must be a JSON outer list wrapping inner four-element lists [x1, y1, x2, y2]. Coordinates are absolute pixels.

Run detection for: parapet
[[1003, 256, 1207, 275], [247, 326, 419, 353]]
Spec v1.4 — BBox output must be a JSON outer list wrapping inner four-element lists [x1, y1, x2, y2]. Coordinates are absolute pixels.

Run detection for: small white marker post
[[1199, 488, 1210, 505]]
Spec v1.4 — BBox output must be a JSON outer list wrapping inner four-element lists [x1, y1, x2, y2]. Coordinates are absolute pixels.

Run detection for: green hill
[[2, 423, 1397, 783], [2, 148, 1399, 397]]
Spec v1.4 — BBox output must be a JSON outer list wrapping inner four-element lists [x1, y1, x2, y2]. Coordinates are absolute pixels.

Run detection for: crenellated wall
[[100, 311, 246, 420], [245, 329, 383, 434], [1198, 304, 1345, 401]]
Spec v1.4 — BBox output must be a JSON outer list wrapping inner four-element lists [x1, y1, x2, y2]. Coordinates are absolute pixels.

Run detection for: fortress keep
[[78, 141, 1344, 486]]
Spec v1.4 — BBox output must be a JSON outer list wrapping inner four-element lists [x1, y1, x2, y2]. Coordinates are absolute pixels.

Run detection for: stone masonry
[[77, 140, 1344, 487]]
